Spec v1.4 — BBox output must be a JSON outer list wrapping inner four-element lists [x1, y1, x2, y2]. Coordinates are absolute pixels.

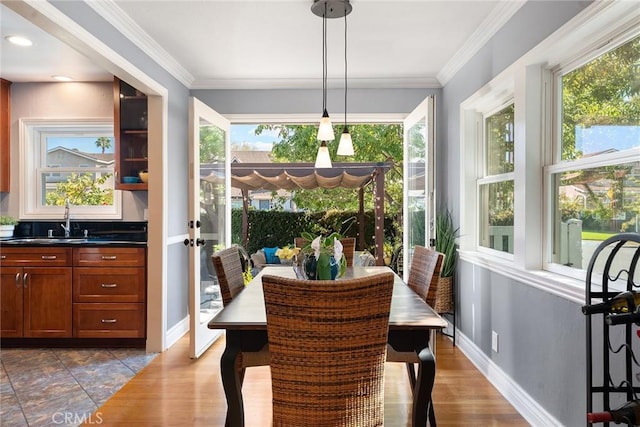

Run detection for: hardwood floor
[[87, 332, 529, 426]]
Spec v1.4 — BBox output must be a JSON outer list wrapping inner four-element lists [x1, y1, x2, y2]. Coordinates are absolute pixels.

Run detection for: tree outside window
[[553, 34, 640, 270], [479, 104, 515, 254]]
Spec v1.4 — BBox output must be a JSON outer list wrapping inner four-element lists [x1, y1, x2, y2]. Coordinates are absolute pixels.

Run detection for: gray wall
[[442, 1, 592, 425], [50, 0, 191, 332], [191, 87, 437, 116]]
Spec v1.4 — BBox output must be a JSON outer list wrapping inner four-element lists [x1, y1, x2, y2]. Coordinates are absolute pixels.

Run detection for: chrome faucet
[[61, 198, 71, 237]]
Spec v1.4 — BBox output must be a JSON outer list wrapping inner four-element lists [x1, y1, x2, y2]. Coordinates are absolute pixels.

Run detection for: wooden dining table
[[208, 265, 447, 427]]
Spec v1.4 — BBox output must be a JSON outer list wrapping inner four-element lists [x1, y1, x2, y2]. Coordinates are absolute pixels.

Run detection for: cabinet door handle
[[1, 255, 6, 260], [15, 273, 20, 287], [101, 319, 117, 324], [101, 283, 118, 288], [23, 273, 28, 288], [41, 255, 57, 260], [101, 255, 117, 260]]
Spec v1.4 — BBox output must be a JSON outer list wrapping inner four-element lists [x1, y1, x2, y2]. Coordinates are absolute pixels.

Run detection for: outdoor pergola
[[223, 162, 392, 266]]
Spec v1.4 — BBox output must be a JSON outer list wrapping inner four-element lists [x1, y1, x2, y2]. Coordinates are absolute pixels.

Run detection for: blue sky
[[47, 136, 114, 153], [230, 124, 278, 151]]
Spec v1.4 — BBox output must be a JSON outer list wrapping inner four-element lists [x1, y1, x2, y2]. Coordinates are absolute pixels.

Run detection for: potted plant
[[299, 231, 347, 280], [0, 215, 18, 238], [434, 208, 459, 313]]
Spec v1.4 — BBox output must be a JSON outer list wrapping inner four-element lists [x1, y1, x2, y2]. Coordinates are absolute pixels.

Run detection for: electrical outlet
[[492, 331, 499, 353]]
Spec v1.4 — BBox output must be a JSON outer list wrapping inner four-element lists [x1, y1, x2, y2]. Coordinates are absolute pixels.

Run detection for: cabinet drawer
[[73, 247, 145, 267], [73, 303, 145, 338], [0, 247, 71, 266], [73, 267, 145, 303]]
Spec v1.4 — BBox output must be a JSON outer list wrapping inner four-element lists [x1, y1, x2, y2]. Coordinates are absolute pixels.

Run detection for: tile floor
[[1, 347, 157, 427]]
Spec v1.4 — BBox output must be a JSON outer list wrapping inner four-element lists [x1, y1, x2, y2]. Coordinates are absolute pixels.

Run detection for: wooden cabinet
[[73, 247, 146, 338], [1, 78, 11, 192], [0, 247, 73, 337], [114, 77, 148, 191]]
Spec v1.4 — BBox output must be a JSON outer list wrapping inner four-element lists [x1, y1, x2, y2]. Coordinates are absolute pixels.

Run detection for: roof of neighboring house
[[48, 146, 114, 165], [230, 150, 272, 164]]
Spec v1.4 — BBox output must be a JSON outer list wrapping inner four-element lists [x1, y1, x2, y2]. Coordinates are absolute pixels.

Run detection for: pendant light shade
[[318, 109, 335, 141], [315, 141, 333, 168], [337, 126, 354, 156]]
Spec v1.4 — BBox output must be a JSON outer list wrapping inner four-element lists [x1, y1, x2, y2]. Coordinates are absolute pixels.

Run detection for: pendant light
[[337, 2, 354, 156], [316, 3, 335, 142], [315, 141, 332, 168], [312, 1, 352, 168]]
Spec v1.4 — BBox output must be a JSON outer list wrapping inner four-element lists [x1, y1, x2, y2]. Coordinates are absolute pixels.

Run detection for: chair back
[[340, 237, 356, 267], [262, 272, 394, 427], [407, 245, 444, 307], [211, 246, 245, 306]]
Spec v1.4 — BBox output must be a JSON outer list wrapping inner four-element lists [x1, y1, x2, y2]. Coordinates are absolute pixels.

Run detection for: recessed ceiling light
[[5, 35, 33, 47], [52, 75, 73, 82]]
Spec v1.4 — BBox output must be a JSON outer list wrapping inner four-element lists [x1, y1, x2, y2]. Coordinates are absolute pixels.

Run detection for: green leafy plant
[[435, 208, 459, 278], [0, 216, 18, 225], [300, 231, 347, 279]]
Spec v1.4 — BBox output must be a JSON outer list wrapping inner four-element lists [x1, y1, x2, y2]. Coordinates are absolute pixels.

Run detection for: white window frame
[[459, 2, 640, 303], [19, 118, 122, 220], [477, 100, 516, 260]]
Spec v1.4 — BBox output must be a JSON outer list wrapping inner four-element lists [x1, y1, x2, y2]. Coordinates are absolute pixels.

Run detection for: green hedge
[[232, 209, 399, 255]]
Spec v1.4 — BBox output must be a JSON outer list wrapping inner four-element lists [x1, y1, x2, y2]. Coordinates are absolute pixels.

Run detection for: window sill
[[458, 250, 585, 304]]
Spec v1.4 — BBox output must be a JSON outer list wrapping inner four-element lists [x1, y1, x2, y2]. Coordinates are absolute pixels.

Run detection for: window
[[478, 104, 515, 255], [548, 34, 640, 274], [20, 118, 121, 219]]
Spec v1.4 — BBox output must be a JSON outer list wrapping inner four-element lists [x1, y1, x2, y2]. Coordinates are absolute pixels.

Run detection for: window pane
[[43, 135, 115, 207], [553, 161, 640, 269], [561, 35, 640, 161], [485, 104, 515, 175], [479, 180, 514, 254], [407, 120, 426, 249]]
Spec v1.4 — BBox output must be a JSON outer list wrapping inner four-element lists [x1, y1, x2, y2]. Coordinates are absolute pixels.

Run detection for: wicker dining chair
[[386, 245, 443, 426], [262, 272, 395, 427], [407, 245, 444, 308], [294, 237, 356, 267], [211, 246, 270, 383], [211, 246, 246, 306]]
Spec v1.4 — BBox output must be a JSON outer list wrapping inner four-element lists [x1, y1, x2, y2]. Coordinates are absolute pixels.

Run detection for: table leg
[[413, 345, 436, 427], [221, 332, 244, 427]]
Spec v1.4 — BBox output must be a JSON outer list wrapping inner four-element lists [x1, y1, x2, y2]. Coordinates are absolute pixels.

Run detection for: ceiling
[[1, 0, 524, 89]]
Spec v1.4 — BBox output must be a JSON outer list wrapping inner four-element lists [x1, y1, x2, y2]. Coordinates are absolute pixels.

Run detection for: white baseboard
[[166, 316, 189, 349], [454, 330, 563, 427]]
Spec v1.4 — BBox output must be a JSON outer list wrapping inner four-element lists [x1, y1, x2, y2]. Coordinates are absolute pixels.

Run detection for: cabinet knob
[[101, 255, 117, 260], [101, 319, 117, 324], [101, 283, 118, 288], [41, 255, 57, 260]]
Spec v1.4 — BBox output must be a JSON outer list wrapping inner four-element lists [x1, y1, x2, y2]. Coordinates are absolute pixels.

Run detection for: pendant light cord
[[344, 6, 348, 127], [322, 5, 327, 113]]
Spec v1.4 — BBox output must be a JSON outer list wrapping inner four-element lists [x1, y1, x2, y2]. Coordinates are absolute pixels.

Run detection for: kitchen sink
[[3, 238, 90, 244]]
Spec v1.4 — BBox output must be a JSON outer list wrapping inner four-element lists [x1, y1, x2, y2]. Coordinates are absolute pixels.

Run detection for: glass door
[[187, 97, 230, 358], [403, 95, 435, 280]]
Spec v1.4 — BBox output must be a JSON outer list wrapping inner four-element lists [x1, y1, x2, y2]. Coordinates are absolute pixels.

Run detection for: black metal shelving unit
[[585, 233, 640, 426]]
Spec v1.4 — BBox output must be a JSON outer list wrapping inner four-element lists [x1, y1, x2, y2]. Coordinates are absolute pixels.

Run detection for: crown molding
[[191, 76, 442, 90], [87, 0, 194, 88], [437, 0, 526, 86]]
